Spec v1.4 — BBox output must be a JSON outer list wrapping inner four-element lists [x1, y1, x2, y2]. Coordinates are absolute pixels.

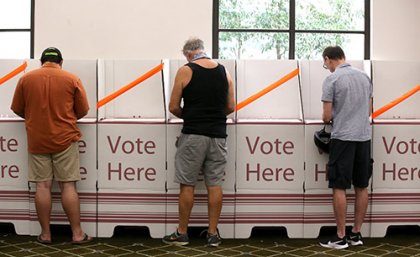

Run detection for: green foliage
[[218, 0, 364, 59], [219, 0, 255, 58], [257, 0, 289, 59]]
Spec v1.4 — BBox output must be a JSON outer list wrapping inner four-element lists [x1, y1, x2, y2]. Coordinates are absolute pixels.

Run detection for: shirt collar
[[42, 62, 61, 69], [337, 63, 351, 69]]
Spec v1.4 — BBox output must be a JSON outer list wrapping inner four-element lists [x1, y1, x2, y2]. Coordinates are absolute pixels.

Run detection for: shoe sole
[[208, 242, 221, 247], [162, 240, 189, 246], [319, 242, 349, 249], [349, 241, 363, 246]]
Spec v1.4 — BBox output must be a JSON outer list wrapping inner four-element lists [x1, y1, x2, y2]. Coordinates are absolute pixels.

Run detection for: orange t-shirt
[[11, 62, 90, 154]]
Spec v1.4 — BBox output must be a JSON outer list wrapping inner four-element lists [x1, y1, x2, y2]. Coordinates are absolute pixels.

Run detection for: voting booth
[[165, 59, 236, 238], [235, 60, 304, 238], [371, 61, 420, 237], [0, 60, 39, 234], [300, 60, 372, 238], [97, 59, 166, 238], [3, 57, 420, 240]]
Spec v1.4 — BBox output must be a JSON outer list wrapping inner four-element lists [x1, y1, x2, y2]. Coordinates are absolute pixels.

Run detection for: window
[[213, 0, 370, 60], [0, 0, 34, 59]]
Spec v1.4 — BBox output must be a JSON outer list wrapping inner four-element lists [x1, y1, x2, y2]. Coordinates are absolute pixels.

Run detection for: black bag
[[314, 124, 331, 153]]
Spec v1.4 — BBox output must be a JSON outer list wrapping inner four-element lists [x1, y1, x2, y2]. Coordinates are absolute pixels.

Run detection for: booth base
[[303, 189, 372, 238], [370, 189, 420, 237], [97, 189, 166, 238], [29, 190, 97, 237], [165, 189, 235, 238], [0, 189, 30, 235], [234, 190, 304, 238]]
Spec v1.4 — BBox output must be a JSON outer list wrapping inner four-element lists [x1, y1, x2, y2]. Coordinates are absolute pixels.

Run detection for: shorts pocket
[[175, 136, 180, 148], [175, 134, 185, 148], [368, 158, 374, 179]]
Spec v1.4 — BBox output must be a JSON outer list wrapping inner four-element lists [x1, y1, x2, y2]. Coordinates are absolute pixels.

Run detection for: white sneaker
[[319, 234, 349, 249]]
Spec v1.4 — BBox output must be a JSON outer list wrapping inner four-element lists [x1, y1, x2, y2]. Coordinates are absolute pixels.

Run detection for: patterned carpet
[[1, 224, 420, 256]]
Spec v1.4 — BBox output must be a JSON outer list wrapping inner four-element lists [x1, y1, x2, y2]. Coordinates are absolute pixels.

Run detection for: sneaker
[[319, 234, 348, 249], [348, 231, 363, 246], [162, 230, 189, 246], [206, 231, 222, 247], [200, 229, 222, 247]]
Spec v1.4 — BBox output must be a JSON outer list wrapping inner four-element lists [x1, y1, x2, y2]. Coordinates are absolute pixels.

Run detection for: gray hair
[[182, 37, 205, 56]]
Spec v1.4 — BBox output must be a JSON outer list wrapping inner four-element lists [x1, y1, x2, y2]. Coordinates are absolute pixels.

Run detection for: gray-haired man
[[163, 37, 235, 247]]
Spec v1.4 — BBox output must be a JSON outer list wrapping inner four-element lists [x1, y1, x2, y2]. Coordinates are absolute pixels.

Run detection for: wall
[[371, 0, 420, 60], [35, 1, 420, 60], [35, 0, 213, 59]]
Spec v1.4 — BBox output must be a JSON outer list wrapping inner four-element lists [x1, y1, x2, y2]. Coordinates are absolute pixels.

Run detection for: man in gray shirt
[[319, 46, 372, 250]]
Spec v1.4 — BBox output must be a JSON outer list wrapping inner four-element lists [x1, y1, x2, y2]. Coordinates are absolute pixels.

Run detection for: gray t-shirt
[[321, 63, 372, 141]]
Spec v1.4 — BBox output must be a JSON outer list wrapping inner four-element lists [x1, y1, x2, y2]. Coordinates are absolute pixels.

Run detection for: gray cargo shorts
[[174, 133, 227, 186]]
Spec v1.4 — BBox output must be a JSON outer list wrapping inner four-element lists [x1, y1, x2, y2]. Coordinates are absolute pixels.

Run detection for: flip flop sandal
[[71, 233, 93, 245], [37, 235, 52, 244]]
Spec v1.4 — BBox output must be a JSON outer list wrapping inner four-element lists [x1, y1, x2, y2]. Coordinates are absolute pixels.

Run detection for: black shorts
[[327, 139, 373, 189]]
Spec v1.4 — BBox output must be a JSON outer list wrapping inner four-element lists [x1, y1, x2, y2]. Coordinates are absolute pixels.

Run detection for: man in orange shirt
[[11, 47, 93, 244]]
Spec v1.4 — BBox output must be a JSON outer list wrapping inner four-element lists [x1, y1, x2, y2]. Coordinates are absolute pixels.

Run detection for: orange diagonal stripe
[[97, 63, 164, 109], [236, 68, 299, 111], [0, 62, 28, 86], [372, 84, 420, 119]]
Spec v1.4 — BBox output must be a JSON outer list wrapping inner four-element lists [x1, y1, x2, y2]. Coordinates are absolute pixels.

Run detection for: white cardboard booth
[[2, 58, 420, 240], [235, 60, 305, 238], [97, 59, 166, 238], [0, 60, 41, 234], [371, 61, 420, 237]]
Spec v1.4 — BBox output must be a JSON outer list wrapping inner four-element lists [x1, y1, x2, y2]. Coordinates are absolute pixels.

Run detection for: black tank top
[[181, 62, 228, 138]]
